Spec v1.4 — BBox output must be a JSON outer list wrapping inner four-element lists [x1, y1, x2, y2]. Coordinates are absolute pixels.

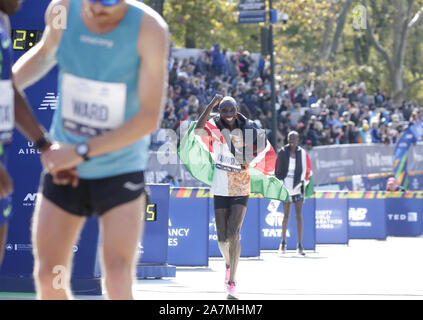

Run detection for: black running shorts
[[214, 195, 249, 210], [40, 171, 149, 217]]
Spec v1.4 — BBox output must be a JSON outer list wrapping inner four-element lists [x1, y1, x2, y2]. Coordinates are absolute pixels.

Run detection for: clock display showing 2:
[[12, 30, 43, 51]]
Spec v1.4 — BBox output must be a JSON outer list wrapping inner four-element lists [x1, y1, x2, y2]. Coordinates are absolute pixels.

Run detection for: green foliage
[[162, 0, 261, 51], [154, 0, 423, 103]]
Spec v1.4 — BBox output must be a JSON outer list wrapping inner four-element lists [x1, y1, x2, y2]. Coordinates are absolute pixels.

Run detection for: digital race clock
[[11, 29, 43, 51]]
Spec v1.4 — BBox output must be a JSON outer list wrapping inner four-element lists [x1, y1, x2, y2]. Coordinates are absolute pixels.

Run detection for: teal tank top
[[52, 0, 150, 179]]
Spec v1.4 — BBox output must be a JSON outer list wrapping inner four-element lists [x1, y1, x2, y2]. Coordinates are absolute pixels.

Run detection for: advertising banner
[[386, 194, 423, 237], [315, 193, 349, 244], [260, 198, 316, 250], [167, 188, 209, 266], [348, 194, 387, 240], [139, 184, 170, 265]]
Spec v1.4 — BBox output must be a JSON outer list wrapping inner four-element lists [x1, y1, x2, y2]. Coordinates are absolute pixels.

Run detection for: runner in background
[[275, 131, 312, 256], [1, 0, 70, 267]]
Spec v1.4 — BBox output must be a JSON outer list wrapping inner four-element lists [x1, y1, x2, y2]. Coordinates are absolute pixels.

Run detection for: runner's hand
[[52, 169, 79, 188], [211, 94, 224, 107], [42, 143, 84, 177]]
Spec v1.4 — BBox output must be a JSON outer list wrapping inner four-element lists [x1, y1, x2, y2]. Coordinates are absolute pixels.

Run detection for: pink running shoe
[[224, 267, 230, 285], [226, 282, 238, 300]]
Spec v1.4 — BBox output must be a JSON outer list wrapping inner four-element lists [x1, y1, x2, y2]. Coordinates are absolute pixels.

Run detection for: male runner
[[195, 95, 258, 299], [13, 0, 168, 299]]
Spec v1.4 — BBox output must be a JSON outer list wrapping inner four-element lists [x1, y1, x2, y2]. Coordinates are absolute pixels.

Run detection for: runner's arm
[[195, 94, 223, 132], [12, 0, 66, 91], [13, 82, 51, 151]]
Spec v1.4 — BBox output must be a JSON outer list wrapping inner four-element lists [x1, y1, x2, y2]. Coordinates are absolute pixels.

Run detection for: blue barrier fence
[[259, 198, 316, 250], [168, 190, 209, 266]]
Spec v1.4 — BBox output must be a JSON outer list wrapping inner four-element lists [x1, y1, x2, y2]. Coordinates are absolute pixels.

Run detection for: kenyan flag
[[178, 121, 290, 202]]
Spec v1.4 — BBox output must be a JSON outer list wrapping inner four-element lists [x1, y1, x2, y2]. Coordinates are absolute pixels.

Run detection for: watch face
[[77, 144, 88, 155]]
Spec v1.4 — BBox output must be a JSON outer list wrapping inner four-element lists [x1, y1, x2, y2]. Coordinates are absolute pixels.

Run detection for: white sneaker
[[226, 282, 238, 300], [297, 246, 306, 256], [278, 243, 287, 255]]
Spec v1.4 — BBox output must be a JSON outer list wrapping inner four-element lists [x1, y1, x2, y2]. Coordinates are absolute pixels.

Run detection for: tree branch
[[326, 0, 353, 62], [405, 75, 423, 92], [363, 0, 394, 73]]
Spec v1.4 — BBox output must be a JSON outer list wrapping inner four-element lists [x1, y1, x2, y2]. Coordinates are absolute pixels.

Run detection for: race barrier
[[313, 191, 423, 240], [137, 184, 176, 279], [0, 184, 174, 294], [315, 195, 349, 244], [260, 198, 316, 250], [168, 188, 209, 266]]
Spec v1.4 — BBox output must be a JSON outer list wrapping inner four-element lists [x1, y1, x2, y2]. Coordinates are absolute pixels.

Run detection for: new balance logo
[[123, 181, 144, 191], [39, 93, 59, 110]]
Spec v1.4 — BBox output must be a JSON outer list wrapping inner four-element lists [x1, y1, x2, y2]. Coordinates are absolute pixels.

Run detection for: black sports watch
[[34, 135, 51, 151], [76, 143, 90, 161]]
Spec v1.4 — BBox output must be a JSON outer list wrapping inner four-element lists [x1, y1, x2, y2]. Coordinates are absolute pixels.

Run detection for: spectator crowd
[[159, 43, 423, 151]]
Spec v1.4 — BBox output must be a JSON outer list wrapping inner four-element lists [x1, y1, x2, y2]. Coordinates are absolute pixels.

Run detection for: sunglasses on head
[[88, 0, 121, 6]]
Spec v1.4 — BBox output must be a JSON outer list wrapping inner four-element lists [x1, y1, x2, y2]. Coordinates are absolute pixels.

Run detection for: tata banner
[[259, 198, 316, 250], [209, 196, 261, 257], [167, 188, 209, 266]]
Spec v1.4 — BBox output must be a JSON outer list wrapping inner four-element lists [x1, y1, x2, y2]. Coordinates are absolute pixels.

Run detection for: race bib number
[[61, 73, 127, 138], [214, 143, 241, 173], [0, 80, 14, 143]]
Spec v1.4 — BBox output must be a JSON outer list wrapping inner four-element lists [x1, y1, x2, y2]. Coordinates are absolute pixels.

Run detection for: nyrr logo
[[23, 193, 37, 206], [348, 208, 367, 221], [18, 141, 42, 155], [39, 92, 59, 111]]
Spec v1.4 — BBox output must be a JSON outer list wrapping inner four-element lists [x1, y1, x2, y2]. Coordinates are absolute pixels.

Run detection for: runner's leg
[[227, 202, 247, 284], [32, 195, 86, 300], [99, 193, 146, 300]]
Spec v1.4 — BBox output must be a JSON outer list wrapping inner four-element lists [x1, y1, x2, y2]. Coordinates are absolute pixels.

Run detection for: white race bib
[[61, 73, 127, 137], [0, 80, 14, 143], [213, 142, 241, 173]]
